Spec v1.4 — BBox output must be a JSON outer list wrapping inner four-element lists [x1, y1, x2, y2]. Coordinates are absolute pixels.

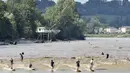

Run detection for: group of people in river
[[9, 57, 94, 72], [9, 53, 55, 71], [75, 52, 109, 72], [8, 51, 110, 72], [10, 52, 25, 70]]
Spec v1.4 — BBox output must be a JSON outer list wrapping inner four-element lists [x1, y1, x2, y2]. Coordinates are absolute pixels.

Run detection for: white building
[[36, 27, 60, 41], [36, 27, 51, 33], [119, 26, 130, 33], [104, 27, 119, 33], [36, 27, 60, 34]]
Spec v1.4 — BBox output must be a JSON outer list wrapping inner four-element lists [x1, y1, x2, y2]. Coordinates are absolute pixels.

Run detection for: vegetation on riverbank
[[0, 0, 86, 41], [86, 34, 130, 38]]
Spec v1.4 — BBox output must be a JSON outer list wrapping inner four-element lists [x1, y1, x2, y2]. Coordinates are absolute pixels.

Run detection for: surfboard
[[63, 64, 78, 72], [49, 69, 56, 72], [25, 67, 35, 70], [86, 68, 95, 72], [76, 70, 81, 72], [91, 70, 95, 72], [3, 67, 15, 71]]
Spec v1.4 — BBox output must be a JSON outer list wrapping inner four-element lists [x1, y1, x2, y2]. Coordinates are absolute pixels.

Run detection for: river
[[0, 38, 130, 73]]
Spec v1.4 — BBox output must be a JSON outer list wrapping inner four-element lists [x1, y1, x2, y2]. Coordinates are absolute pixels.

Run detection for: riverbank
[[86, 34, 130, 37]]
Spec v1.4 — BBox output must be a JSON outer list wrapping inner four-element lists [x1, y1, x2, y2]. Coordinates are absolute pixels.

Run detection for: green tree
[[44, 0, 85, 40], [0, 0, 14, 40], [7, 0, 43, 39], [87, 17, 102, 34]]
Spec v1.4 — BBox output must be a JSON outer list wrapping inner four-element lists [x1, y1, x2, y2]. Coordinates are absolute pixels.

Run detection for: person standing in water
[[76, 60, 80, 72], [90, 58, 94, 72], [20, 52, 24, 62], [101, 52, 104, 55], [106, 54, 109, 59], [29, 63, 35, 70], [29, 63, 32, 68], [10, 58, 14, 69], [51, 60, 54, 70]]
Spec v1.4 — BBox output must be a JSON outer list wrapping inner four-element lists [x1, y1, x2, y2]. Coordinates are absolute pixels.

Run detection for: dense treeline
[[36, 0, 130, 16], [44, 0, 86, 40], [1, 0, 130, 41], [76, 0, 130, 27], [77, 0, 130, 16], [36, 0, 130, 27], [6, 0, 44, 40], [0, 0, 85, 41], [0, 0, 14, 40]]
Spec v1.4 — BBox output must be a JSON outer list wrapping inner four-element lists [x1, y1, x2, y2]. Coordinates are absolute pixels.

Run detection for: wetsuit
[[106, 54, 109, 59], [29, 63, 32, 68], [51, 60, 54, 69], [76, 60, 80, 71], [101, 52, 104, 55], [20, 53, 23, 62], [10, 58, 13, 69]]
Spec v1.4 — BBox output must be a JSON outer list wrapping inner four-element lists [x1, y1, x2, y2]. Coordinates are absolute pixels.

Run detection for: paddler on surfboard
[[20, 52, 24, 62], [76, 60, 81, 72], [90, 58, 94, 72], [10, 58, 13, 69], [29, 63, 35, 70], [51, 60, 54, 70], [9, 58, 15, 71]]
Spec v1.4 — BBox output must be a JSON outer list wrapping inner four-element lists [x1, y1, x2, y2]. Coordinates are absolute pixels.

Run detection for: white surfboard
[[49, 69, 55, 72], [76, 70, 82, 72], [85, 68, 95, 72], [46, 68, 53, 71], [24, 67, 35, 70], [3, 67, 15, 71]]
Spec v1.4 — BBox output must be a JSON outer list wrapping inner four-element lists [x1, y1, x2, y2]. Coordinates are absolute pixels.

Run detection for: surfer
[[90, 58, 94, 72], [106, 54, 109, 59], [101, 52, 104, 55], [20, 52, 24, 62], [10, 58, 13, 69], [29, 63, 35, 70], [76, 60, 81, 72], [29, 63, 32, 68], [51, 60, 54, 70]]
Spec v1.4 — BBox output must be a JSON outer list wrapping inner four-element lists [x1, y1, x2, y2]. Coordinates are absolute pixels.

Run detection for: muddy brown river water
[[0, 38, 130, 73]]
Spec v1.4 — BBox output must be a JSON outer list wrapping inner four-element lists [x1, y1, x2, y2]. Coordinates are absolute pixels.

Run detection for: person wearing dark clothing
[[51, 60, 54, 70], [101, 52, 104, 55], [10, 58, 13, 69], [29, 63, 33, 69], [29, 63, 35, 70], [76, 60, 80, 71], [106, 54, 109, 59], [20, 53, 23, 62], [14, 41, 17, 45]]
